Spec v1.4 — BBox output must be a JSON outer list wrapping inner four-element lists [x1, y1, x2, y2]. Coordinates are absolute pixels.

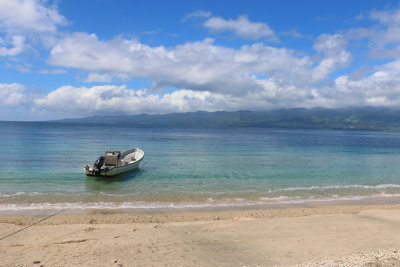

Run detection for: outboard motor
[[94, 155, 104, 170]]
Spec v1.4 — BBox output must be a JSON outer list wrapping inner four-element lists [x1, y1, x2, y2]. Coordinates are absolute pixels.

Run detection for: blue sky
[[1, 0, 400, 120]]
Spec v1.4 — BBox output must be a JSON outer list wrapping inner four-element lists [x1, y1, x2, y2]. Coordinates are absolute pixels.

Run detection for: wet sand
[[1, 204, 400, 266]]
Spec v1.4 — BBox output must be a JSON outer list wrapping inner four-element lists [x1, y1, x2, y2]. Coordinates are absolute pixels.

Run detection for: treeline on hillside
[[55, 107, 400, 131]]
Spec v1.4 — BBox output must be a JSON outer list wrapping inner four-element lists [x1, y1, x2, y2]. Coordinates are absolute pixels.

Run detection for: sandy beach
[[1, 205, 400, 266]]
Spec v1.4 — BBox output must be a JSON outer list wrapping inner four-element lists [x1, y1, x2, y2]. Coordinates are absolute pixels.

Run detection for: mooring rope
[[0, 208, 70, 241]]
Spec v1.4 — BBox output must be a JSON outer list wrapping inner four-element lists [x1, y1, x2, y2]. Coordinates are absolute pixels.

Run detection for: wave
[[268, 184, 400, 193], [2, 183, 400, 197], [1, 183, 400, 212], [1, 193, 400, 211], [0, 191, 141, 197]]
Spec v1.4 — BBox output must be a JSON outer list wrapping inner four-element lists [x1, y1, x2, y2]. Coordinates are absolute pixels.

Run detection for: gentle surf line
[[2, 183, 400, 198], [1, 193, 400, 211]]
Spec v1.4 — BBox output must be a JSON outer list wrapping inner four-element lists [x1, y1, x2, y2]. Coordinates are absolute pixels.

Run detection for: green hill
[[55, 107, 400, 131]]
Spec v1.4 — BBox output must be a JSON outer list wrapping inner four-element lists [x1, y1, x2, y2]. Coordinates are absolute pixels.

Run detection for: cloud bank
[[47, 32, 350, 98], [2, 2, 400, 119]]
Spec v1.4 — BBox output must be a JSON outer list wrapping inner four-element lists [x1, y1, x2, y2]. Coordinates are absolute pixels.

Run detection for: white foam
[[268, 184, 400, 193], [1, 193, 400, 211], [2, 183, 400, 199], [1, 183, 400, 211]]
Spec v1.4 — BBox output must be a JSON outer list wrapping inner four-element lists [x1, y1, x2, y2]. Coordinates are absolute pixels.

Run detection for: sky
[[1, 0, 400, 120]]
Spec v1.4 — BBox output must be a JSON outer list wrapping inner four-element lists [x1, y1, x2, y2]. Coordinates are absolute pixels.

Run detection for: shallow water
[[1, 121, 400, 212]]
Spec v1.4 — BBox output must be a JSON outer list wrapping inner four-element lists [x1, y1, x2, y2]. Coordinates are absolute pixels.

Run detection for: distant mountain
[[54, 107, 400, 131]]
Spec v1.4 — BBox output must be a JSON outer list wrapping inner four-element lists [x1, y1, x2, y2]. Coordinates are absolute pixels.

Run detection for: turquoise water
[[1, 121, 400, 211]]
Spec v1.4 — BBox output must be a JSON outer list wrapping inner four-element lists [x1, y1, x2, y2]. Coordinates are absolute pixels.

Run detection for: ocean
[[1, 121, 400, 214]]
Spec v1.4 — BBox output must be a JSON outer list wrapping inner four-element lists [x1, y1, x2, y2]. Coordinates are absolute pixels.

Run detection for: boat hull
[[84, 148, 144, 177]]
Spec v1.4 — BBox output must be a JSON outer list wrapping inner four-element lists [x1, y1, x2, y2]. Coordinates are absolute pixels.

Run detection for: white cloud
[[30, 69, 400, 118], [316, 69, 400, 107], [370, 9, 400, 51], [182, 10, 212, 22], [48, 32, 348, 98], [370, 8, 400, 26], [314, 34, 347, 55], [0, 83, 29, 106], [0, 0, 66, 57], [5, 63, 400, 118], [83, 73, 114, 83], [31, 83, 321, 116], [0, 35, 25, 56], [204, 15, 274, 40], [38, 68, 67, 74], [0, 0, 66, 34], [312, 34, 352, 81], [346, 7, 400, 59], [280, 30, 311, 39], [34, 85, 234, 116]]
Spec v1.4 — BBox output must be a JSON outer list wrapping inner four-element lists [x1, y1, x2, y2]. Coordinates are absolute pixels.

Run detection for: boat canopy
[[104, 150, 121, 166]]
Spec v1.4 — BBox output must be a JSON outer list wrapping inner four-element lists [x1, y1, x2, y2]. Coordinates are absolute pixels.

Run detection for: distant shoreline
[[3, 107, 400, 131]]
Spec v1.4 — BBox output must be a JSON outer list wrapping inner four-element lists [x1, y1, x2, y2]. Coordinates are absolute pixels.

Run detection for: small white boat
[[84, 148, 144, 177]]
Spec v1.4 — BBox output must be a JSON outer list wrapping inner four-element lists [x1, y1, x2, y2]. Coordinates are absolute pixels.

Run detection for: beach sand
[[1, 205, 400, 266]]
